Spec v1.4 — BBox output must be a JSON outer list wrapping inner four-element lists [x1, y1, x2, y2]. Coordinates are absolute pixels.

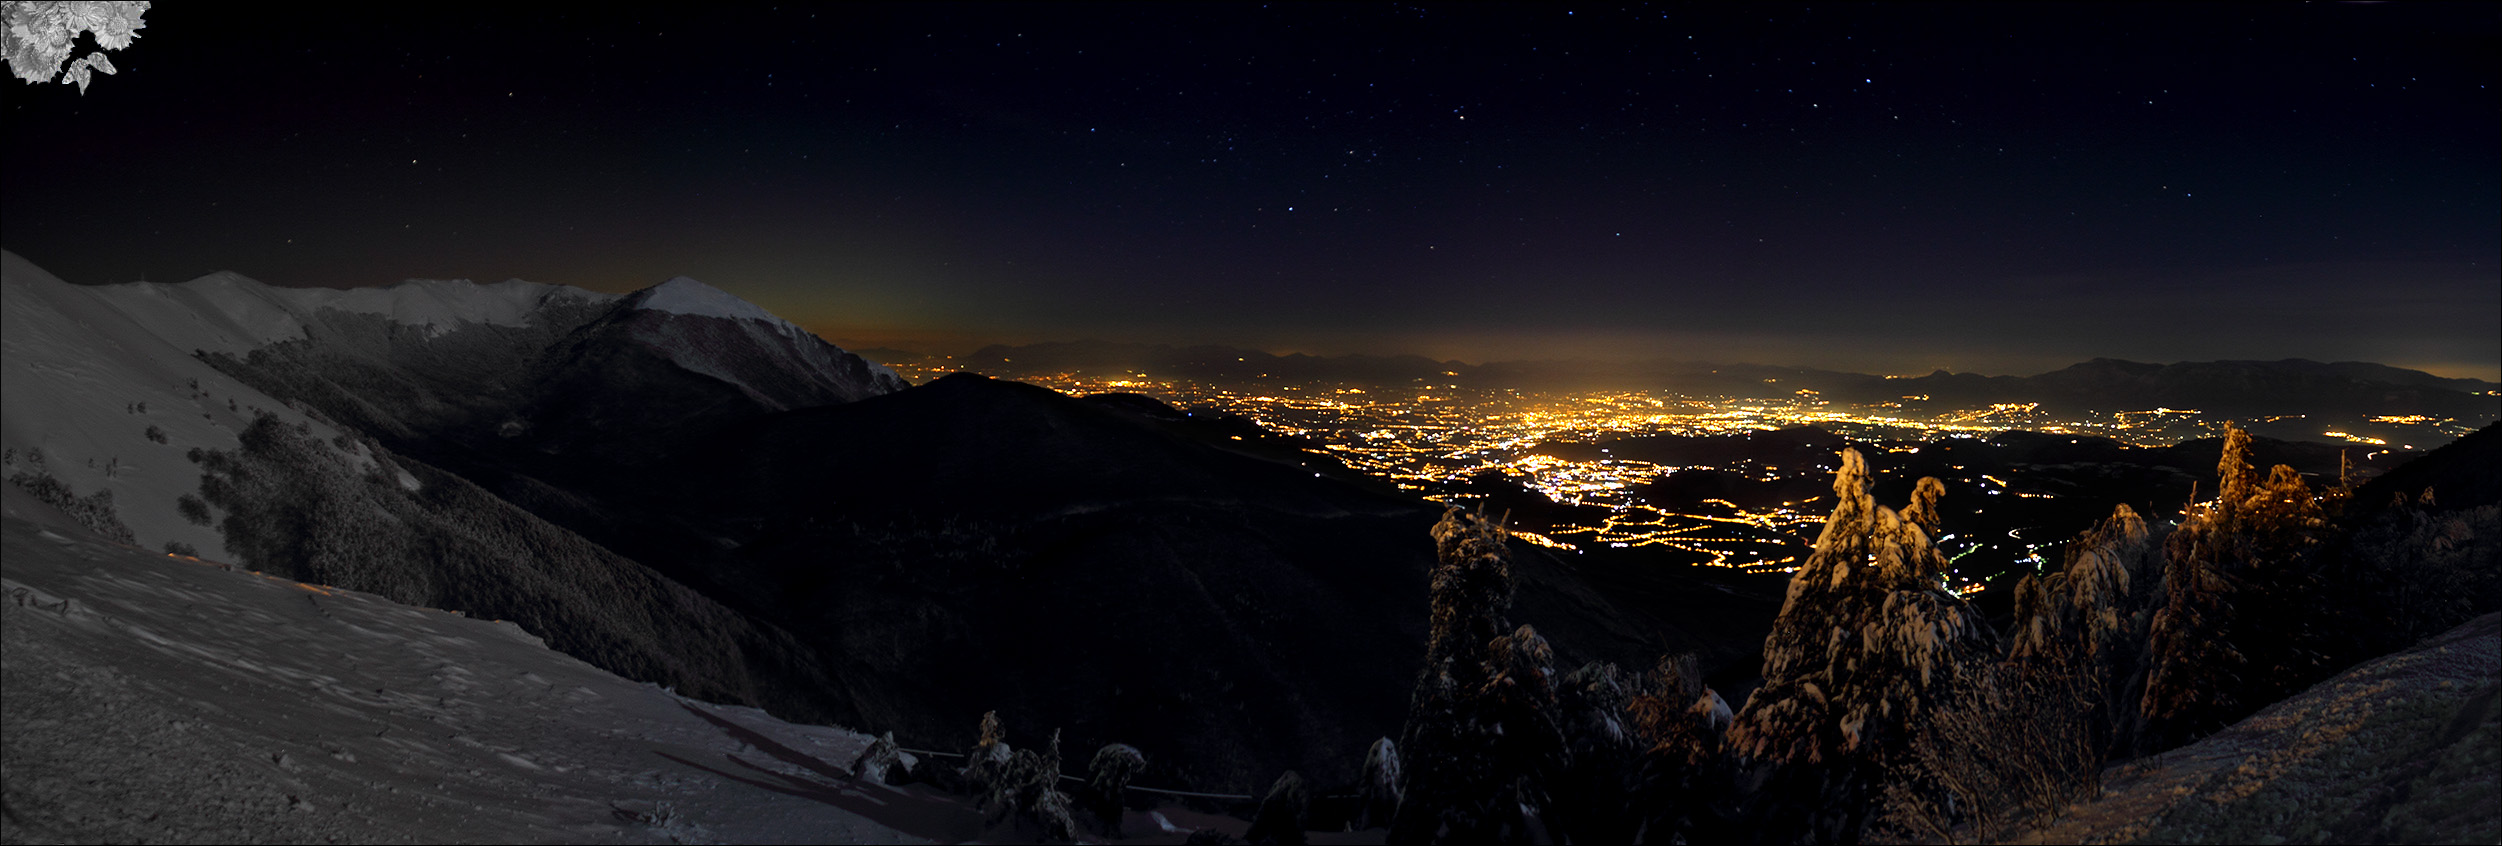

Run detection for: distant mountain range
[[943, 340, 2499, 424]]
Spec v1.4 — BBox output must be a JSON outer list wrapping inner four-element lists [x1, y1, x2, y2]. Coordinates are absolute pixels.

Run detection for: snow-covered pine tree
[[850, 732, 905, 785], [1, 1, 148, 93], [2008, 503, 2168, 755], [2142, 423, 2337, 750], [960, 710, 1013, 798], [1621, 653, 1733, 843], [972, 720, 1077, 841], [1880, 506, 2172, 837], [1393, 506, 1512, 845], [1724, 448, 1996, 844], [1354, 738, 1402, 831], [2138, 515, 2246, 749], [1480, 625, 1569, 838], [1550, 661, 1641, 843], [1082, 743, 1145, 836], [2344, 489, 2502, 652], [1390, 506, 1571, 844], [1245, 770, 1311, 846]]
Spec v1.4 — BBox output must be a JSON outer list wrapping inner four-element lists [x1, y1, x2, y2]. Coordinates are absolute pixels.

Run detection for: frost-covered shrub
[[1082, 743, 1146, 836], [6, 451, 137, 545], [961, 710, 1012, 797], [964, 713, 1077, 841], [2010, 504, 2163, 663], [175, 493, 211, 526], [851, 731, 904, 785], [144, 424, 168, 444], [1880, 654, 2104, 840], [1244, 770, 1310, 846]]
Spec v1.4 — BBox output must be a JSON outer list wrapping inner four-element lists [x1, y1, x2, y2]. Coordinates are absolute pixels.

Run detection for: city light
[[885, 360, 2480, 584]]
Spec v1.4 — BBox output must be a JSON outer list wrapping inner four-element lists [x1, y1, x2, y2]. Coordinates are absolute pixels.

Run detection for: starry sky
[[5, 3, 2496, 379]]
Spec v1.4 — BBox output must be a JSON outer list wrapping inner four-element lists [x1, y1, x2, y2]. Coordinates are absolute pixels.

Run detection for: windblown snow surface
[[0, 484, 935, 843], [2018, 612, 2500, 844], [0, 485, 1309, 844]]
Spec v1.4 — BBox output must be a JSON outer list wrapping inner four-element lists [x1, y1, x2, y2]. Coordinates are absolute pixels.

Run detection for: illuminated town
[[880, 356, 2486, 588]]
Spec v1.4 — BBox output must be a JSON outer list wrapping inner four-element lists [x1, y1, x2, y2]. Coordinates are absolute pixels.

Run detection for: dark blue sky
[[5, 3, 2495, 378]]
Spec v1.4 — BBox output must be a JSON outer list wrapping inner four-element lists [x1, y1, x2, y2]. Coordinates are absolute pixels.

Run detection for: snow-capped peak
[[633, 276, 791, 328], [617, 275, 908, 400]]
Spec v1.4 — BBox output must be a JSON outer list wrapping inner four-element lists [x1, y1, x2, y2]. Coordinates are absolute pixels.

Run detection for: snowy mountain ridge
[[634, 275, 792, 327], [9, 250, 869, 361], [60, 265, 618, 356], [607, 274, 909, 405], [0, 248, 903, 563]]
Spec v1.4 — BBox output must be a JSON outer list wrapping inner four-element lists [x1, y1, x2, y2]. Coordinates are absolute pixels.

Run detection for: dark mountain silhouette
[[202, 285, 1780, 793], [183, 413, 844, 724], [1938, 357, 2496, 420], [206, 275, 903, 469], [513, 278, 904, 465], [2354, 422, 2502, 513], [950, 342, 2498, 440], [641, 373, 1777, 791], [965, 340, 1470, 386]]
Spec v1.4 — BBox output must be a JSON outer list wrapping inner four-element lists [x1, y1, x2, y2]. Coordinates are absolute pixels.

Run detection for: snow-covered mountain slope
[[0, 488, 969, 844], [1, 250, 364, 562], [1, 249, 914, 725], [0, 249, 623, 562], [0, 487, 1319, 843], [561, 276, 908, 415]]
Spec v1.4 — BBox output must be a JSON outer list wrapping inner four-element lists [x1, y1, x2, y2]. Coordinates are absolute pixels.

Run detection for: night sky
[[5, 3, 2495, 378]]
